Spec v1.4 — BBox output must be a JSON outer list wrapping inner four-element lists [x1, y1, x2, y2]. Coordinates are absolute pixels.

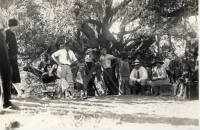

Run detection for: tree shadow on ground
[[9, 96, 199, 127]]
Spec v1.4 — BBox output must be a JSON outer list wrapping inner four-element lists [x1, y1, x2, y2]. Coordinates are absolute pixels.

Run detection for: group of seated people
[[129, 59, 171, 96]]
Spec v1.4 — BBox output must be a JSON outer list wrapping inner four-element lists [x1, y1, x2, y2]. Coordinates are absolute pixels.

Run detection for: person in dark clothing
[[0, 22, 18, 109], [84, 48, 97, 96], [6, 18, 22, 96], [38, 53, 58, 83], [41, 63, 58, 83]]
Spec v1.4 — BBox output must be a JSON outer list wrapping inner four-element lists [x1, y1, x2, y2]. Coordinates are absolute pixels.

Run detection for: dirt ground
[[0, 95, 199, 129]]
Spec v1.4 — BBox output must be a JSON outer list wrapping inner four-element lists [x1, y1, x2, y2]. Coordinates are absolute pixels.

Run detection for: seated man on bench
[[149, 59, 171, 96], [129, 59, 148, 95]]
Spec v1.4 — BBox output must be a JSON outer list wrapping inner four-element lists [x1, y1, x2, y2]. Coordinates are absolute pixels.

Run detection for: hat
[[85, 48, 95, 54], [132, 59, 141, 66], [152, 60, 164, 66], [8, 18, 18, 27]]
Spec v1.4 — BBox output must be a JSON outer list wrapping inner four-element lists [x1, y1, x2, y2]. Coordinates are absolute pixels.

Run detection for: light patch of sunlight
[[112, 0, 124, 8], [188, 16, 198, 25], [110, 18, 140, 35], [187, 16, 198, 32], [110, 21, 121, 34], [125, 18, 140, 31]]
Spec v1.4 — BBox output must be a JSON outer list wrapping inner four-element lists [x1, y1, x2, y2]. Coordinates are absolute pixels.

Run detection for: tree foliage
[[0, 0, 198, 64]]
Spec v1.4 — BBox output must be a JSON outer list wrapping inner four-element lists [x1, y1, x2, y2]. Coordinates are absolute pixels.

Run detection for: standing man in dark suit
[[0, 20, 17, 109], [6, 18, 22, 96]]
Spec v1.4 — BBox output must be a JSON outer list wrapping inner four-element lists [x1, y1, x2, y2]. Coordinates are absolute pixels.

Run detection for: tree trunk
[[80, 22, 99, 48], [155, 35, 160, 57]]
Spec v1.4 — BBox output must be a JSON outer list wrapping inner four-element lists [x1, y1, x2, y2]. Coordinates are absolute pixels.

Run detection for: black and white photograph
[[0, 0, 199, 129]]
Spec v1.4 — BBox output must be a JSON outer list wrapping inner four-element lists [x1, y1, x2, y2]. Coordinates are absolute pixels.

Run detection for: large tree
[[0, 0, 198, 61]]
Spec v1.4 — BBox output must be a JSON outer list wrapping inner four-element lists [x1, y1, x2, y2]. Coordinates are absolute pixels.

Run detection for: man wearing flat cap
[[129, 59, 148, 95]]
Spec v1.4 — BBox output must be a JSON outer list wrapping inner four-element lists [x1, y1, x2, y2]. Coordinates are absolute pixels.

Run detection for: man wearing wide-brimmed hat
[[149, 59, 170, 96], [129, 59, 148, 95]]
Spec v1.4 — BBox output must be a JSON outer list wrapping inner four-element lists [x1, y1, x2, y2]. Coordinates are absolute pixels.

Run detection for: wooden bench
[[187, 81, 198, 100], [159, 84, 173, 96]]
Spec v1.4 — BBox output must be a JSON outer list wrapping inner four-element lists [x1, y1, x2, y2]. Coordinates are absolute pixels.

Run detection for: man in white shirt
[[99, 48, 118, 95], [51, 41, 78, 98], [129, 59, 148, 95]]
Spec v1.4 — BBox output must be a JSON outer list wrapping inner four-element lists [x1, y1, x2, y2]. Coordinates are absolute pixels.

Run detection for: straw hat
[[132, 59, 141, 66], [152, 59, 164, 66], [85, 48, 96, 54]]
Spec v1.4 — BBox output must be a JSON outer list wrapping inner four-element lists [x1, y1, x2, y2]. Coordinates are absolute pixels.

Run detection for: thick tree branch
[[112, 0, 132, 16], [79, 22, 99, 48]]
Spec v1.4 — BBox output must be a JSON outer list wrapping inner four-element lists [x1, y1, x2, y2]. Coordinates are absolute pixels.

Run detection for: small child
[[75, 64, 87, 98], [118, 52, 130, 95]]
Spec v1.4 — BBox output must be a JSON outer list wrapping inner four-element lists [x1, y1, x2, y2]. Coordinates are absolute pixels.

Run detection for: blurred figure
[[0, 21, 18, 109], [75, 63, 86, 98], [6, 18, 22, 96], [129, 59, 148, 95], [38, 53, 50, 72]]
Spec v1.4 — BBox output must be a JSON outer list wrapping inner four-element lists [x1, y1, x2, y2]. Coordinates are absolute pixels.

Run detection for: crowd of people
[[0, 18, 198, 110], [26, 40, 174, 99]]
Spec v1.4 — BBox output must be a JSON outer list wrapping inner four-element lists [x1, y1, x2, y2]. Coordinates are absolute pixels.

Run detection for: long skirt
[[10, 55, 21, 83]]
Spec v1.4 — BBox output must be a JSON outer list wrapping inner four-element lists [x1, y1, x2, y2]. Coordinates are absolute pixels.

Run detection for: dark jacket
[[6, 29, 18, 56], [0, 31, 11, 82]]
